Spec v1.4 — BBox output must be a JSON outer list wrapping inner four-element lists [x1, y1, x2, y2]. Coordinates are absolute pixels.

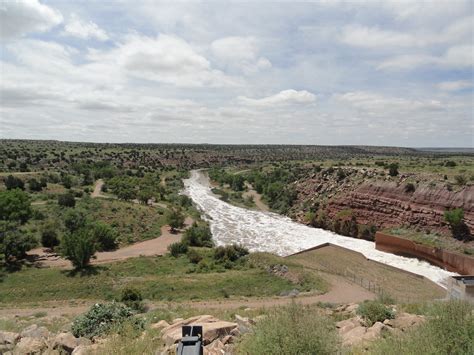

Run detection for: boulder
[[234, 315, 252, 334], [20, 324, 50, 339], [336, 316, 363, 334], [363, 322, 386, 341], [341, 326, 367, 347], [0, 331, 20, 345], [391, 313, 425, 331], [53, 332, 79, 353], [204, 339, 225, 355], [71, 343, 100, 355], [14, 337, 47, 354]]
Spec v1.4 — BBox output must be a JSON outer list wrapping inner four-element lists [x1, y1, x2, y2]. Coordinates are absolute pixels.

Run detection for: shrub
[[2, 228, 37, 262], [214, 244, 249, 263], [404, 183, 416, 193], [168, 241, 188, 257], [28, 178, 43, 192], [444, 208, 471, 241], [64, 209, 87, 232], [120, 287, 145, 312], [182, 223, 213, 247], [454, 175, 467, 186], [237, 303, 340, 354], [4, 175, 24, 190], [61, 228, 96, 269], [445, 160, 457, 167], [371, 301, 473, 355], [357, 300, 395, 326], [167, 208, 185, 232], [71, 302, 134, 338], [388, 163, 399, 177], [41, 220, 60, 248], [58, 192, 76, 208], [0, 189, 32, 224], [187, 249, 203, 264]]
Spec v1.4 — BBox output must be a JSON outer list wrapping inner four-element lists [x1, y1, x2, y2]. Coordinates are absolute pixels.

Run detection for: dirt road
[[0, 273, 374, 319], [27, 217, 193, 268], [91, 179, 104, 198]]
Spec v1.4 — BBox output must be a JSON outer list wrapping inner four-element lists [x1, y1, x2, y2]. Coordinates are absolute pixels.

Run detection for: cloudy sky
[[0, 0, 473, 146]]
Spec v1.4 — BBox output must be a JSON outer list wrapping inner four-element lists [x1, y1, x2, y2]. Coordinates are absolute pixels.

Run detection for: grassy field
[[289, 245, 445, 302], [0, 252, 326, 306]]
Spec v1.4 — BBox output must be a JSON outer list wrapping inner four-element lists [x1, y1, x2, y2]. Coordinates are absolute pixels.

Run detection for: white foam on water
[[184, 170, 457, 288]]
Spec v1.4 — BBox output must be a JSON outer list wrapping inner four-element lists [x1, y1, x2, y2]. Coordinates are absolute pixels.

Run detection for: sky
[[0, 0, 473, 147]]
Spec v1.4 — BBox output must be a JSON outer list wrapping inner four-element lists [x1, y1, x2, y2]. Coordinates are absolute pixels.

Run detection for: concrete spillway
[[184, 170, 457, 288]]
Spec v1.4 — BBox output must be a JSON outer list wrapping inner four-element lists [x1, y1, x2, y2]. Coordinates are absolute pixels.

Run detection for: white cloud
[[93, 34, 241, 87], [336, 91, 444, 112], [377, 44, 474, 70], [437, 80, 473, 92], [63, 13, 108, 41], [0, 0, 63, 40], [238, 89, 316, 106], [211, 36, 271, 73], [340, 25, 419, 48]]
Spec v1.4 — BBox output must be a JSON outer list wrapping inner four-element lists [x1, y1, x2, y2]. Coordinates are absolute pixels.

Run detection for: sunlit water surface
[[184, 170, 457, 287]]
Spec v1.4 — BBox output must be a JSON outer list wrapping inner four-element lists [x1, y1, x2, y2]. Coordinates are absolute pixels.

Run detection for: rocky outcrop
[[327, 182, 473, 234], [336, 311, 426, 347], [293, 167, 473, 236]]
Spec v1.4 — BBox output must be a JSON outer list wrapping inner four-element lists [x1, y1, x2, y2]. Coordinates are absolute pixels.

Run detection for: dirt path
[[0, 273, 374, 319], [243, 182, 269, 212], [27, 217, 193, 268], [91, 179, 104, 198]]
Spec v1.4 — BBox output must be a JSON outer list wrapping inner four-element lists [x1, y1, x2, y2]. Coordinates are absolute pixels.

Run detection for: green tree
[[0, 189, 32, 224], [167, 208, 185, 232], [64, 209, 87, 232], [444, 208, 471, 241], [388, 163, 399, 177], [41, 220, 60, 249], [4, 175, 24, 190], [58, 192, 76, 207], [28, 178, 43, 192], [183, 222, 213, 247], [61, 228, 96, 269], [1, 225, 37, 263], [91, 222, 117, 251]]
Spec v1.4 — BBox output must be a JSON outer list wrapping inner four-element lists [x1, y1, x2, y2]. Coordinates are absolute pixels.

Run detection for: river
[[183, 170, 457, 287]]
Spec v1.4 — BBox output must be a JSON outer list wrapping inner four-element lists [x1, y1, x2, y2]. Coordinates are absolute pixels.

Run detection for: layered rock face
[[292, 168, 473, 236], [327, 183, 473, 234]]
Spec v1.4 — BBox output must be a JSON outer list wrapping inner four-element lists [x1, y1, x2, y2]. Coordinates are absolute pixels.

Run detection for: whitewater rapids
[[183, 170, 457, 288]]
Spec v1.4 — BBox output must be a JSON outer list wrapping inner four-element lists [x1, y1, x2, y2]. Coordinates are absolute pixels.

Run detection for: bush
[[237, 303, 340, 354], [71, 302, 134, 338], [168, 241, 188, 257], [404, 183, 416, 193], [371, 301, 473, 355], [167, 208, 185, 232], [28, 178, 43, 192], [388, 163, 399, 177], [2, 228, 37, 262], [357, 300, 395, 326], [182, 223, 213, 247], [58, 192, 76, 208], [61, 228, 96, 269], [454, 175, 467, 186], [4, 175, 24, 190], [41, 220, 60, 248], [0, 189, 32, 224], [214, 244, 249, 263], [120, 287, 145, 312], [64, 209, 87, 232], [187, 248, 203, 264], [444, 208, 471, 241]]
